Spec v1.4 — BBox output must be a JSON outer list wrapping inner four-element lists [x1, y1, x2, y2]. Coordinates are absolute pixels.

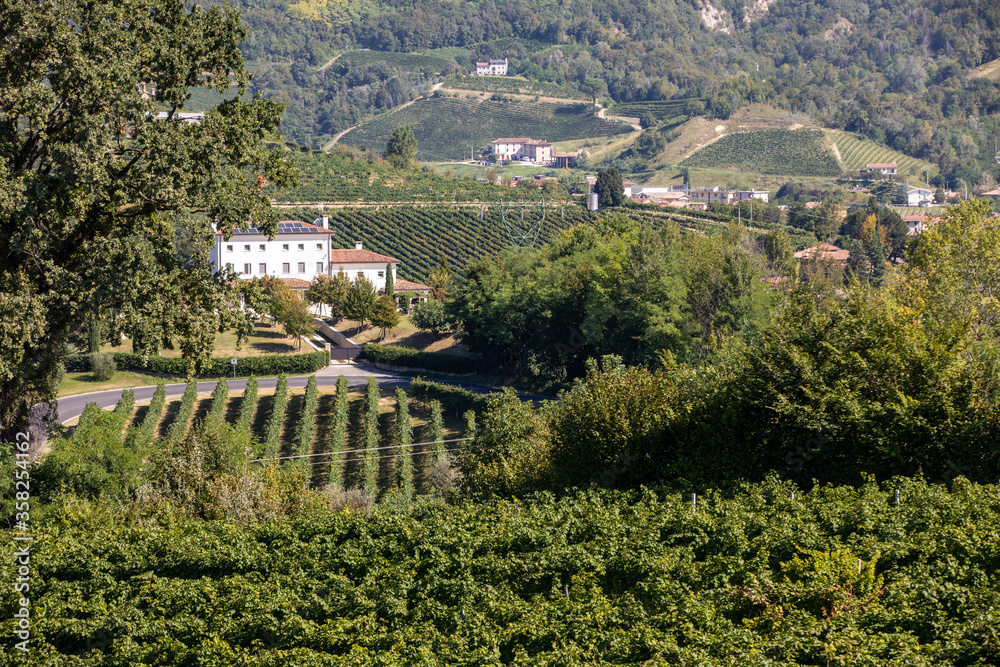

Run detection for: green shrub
[[327, 375, 349, 487], [236, 378, 259, 433], [206, 379, 230, 429], [365, 343, 476, 374], [296, 376, 318, 458], [395, 388, 413, 499], [63, 350, 328, 378], [90, 352, 117, 381], [362, 377, 380, 495], [263, 375, 288, 458], [409, 378, 489, 414], [427, 399, 445, 464], [127, 383, 166, 452], [166, 382, 198, 445]]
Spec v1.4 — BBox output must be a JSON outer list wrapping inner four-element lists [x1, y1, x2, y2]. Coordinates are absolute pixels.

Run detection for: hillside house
[[212, 218, 335, 283], [903, 214, 929, 235], [864, 162, 897, 176], [475, 59, 508, 76], [907, 187, 935, 207], [688, 187, 770, 204], [490, 138, 553, 164], [330, 241, 400, 292]]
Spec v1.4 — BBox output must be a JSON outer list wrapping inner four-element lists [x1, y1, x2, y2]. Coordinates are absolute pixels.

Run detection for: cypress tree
[[385, 262, 395, 302]]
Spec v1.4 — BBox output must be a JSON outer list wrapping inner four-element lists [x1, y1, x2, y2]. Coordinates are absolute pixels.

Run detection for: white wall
[[330, 261, 400, 292], [211, 232, 332, 282]]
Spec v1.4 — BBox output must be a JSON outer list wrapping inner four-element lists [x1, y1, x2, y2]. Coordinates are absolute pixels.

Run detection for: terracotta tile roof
[[865, 162, 897, 169], [393, 279, 432, 292], [793, 243, 850, 263], [330, 248, 401, 264], [280, 278, 312, 289]]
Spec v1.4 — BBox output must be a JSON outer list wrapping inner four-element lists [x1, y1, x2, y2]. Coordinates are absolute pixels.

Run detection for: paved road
[[56, 363, 547, 425]]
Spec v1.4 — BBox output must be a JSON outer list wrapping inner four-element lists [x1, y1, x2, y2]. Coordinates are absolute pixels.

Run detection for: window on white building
[[243, 263, 251, 274], [316, 243, 323, 250], [316, 262, 324, 273], [377, 271, 384, 278], [226, 245, 233, 252], [258, 244, 265, 252], [297, 243, 304, 251], [282, 244, 289, 251], [282, 263, 290, 273], [297, 262, 305, 273], [259, 263, 266, 274], [243, 244, 250, 252]]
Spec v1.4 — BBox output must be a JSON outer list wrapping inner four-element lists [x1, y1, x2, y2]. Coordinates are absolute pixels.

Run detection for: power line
[[249, 437, 471, 464], [304, 447, 465, 468]]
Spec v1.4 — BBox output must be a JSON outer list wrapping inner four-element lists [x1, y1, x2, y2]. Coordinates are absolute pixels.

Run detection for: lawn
[[101, 321, 301, 358]]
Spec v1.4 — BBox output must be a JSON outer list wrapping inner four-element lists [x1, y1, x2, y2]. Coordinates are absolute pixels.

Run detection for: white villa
[[475, 59, 508, 76], [490, 137, 553, 164], [212, 218, 335, 283], [212, 220, 405, 293]]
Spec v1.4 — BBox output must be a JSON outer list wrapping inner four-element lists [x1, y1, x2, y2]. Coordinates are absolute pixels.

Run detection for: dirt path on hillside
[[317, 52, 342, 73]]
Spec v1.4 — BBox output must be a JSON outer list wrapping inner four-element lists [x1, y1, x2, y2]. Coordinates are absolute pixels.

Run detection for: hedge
[[364, 344, 476, 375], [409, 378, 490, 415], [62, 350, 328, 378]]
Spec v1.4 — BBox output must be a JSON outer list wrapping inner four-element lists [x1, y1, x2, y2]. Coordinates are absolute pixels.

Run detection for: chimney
[[321, 215, 329, 229], [355, 240, 363, 250]]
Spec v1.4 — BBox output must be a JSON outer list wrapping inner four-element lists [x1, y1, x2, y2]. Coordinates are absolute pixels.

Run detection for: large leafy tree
[[594, 168, 623, 208], [0, 0, 295, 438], [383, 124, 418, 168]]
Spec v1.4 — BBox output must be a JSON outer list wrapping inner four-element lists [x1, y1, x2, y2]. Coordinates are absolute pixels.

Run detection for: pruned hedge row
[[409, 378, 489, 415], [128, 384, 166, 451], [364, 344, 476, 375], [63, 350, 328, 378], [296, 376, 318, 458], [236, 378, 259, 433], [167, 382, 198, 445], [263, 375, 289, 458]]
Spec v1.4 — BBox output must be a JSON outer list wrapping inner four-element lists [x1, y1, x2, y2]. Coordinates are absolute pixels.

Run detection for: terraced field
[[338, 97, 633, 161], [681, 129, 841, 177], [609, 99, 702, 121], [443, 75, 590, 100], [828, 130, 938, 179], [332, 50, 453, 75]]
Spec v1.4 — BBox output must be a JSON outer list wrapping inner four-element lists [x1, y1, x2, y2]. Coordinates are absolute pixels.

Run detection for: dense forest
[[221, 0, 1000, 188]]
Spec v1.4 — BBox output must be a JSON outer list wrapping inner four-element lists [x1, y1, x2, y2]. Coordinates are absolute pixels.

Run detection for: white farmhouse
[[330, 241, 400, 292], [212, 218, 335, 282], [906, 187, 935, 207], [490, 137, 553, 164], [475, 59, 508, 75]]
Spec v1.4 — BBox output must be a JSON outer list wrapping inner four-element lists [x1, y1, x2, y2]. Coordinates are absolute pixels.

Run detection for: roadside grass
[[58, 371, 181, 398]]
